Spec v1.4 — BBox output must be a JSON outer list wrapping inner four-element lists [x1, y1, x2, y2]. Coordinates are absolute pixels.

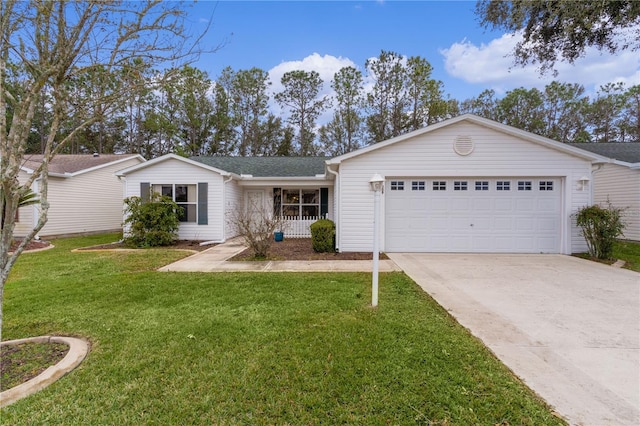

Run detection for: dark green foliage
[[310, 219, 335, 253], [123, 193, 180, 247], [575, 204, 625, 259], [476, 0, 640, 73]]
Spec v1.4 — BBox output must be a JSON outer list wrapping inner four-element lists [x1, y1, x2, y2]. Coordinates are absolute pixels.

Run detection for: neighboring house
[[16, 154, 145, 238], [567, 143, 640, 241], [117, 114, 610, 254]]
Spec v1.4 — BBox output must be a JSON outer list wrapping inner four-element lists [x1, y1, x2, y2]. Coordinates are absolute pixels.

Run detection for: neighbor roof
[[190, 156, 329, 177], [567, 143, 640, 164], [22, 154, 142, 175]]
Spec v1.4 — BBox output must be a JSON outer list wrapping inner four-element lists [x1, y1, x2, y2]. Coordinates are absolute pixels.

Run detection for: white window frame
[[152, 184, 197, 223]]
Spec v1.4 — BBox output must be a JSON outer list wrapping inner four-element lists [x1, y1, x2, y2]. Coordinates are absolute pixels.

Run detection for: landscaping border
[[0, 336, 89, 408]]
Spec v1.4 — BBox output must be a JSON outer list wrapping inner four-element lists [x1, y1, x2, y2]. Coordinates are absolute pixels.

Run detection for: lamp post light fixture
[[578, 176, 590, 191], [369, 173, 384, 307]]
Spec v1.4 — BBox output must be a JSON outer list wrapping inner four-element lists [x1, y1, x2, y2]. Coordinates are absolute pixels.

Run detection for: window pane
[[283, 189, 300, 204], [454, 181, 468, 191], [177, 204, 196, 222], [153, 184, 173, 198], [161, 185, 172, 197], [412, 181, 425, 191], [302, 189, 319, 204], [475, 181, 488, 191], [282, 205, 299, 217], [518, 181, 532, 191], [433, 181, 446, 191], [175, 185, 189, 202], [497, 181, 510, 191], [391, 181, 404, 191], [540, 181, 554, 191], [302, 205, 319, 218]]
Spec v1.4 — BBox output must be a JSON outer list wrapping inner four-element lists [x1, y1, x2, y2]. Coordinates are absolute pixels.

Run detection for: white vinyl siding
[[22, 157, 143, 237], [123, 158, 224, 241], [224, 179, 242, 239], [337, 121, 592, 254], [593, 164, 640, 241]]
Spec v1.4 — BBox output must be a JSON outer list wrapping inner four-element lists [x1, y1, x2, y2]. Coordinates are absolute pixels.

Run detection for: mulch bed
[[0, 342, 68, 391], [230, 238, 385, 261], [9, 239, 51, 252]]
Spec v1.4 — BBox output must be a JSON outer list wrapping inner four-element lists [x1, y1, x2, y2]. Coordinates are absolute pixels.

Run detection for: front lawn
[[613, 240, 640, 272], [2, 235, 564, 425]]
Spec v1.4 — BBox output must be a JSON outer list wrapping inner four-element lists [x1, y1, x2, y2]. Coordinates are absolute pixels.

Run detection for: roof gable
[[327, 114, 609, 165], [22, 154, 144, 176], [116, 154, 232, 177]]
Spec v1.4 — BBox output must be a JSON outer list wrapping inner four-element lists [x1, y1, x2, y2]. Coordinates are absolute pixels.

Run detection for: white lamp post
[[369, 173, 384, 307]]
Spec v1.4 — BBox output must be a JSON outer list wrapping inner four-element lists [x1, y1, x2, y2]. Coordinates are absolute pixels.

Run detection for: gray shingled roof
[[190, 156, 329, 177], [567, 143, 640, 164], [22, 154, 139, 174]]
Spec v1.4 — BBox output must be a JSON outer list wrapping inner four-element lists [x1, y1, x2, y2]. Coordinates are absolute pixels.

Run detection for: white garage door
[[385, 178, 562, 253]]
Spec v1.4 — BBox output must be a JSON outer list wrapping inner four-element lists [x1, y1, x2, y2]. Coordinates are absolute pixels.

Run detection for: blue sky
[[188, 0, 639, 103]]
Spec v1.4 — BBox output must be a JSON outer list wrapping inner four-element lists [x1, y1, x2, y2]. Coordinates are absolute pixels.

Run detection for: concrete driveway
[[387, 253, 640, 426]]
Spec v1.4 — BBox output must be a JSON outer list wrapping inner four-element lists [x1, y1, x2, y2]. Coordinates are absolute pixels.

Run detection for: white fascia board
[[67, 154, 146, 178], [115, 153, 236, 178], [237, 177, 334, 187], [326, 114, 609, 165], [612, 159, 640, 169]]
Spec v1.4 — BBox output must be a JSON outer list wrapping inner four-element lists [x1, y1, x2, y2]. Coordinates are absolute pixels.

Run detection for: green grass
[[613, 240, 640, 271], [2, 235, 564, 425]]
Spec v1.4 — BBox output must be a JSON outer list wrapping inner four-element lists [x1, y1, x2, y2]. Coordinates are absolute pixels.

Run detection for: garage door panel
[[452, 198, 471, 210], [537, 198, 559, 211], [494, 217, 514, 230], [473, 198, 493, 212], [516, 199, 535, 211], [386, 177, 561, 253], [494, 198, 513, 211]]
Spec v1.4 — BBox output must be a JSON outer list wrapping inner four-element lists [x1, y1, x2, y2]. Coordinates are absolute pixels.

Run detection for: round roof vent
[[453, 135, 474, 156]]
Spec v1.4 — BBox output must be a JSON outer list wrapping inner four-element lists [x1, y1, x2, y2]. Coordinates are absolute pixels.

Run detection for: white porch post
[[369, 174, 384, 308]]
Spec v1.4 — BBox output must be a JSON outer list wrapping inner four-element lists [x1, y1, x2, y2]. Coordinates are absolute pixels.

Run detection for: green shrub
[[310, 219, 335, 253], [575, 203, 625, 260], [123, 193, 181, 247]]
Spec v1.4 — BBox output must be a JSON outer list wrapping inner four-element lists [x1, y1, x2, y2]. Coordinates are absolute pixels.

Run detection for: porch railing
[[281, 216, 321, 238]]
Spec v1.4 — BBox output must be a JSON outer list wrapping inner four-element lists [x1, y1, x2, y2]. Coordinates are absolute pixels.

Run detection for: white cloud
[[267, 53, 358, 124], [268, 53, 356, 95], [441, 31, 640, 97]]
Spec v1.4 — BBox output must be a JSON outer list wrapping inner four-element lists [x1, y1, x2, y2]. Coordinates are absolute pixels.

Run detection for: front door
[[246, 190, 265, 224]]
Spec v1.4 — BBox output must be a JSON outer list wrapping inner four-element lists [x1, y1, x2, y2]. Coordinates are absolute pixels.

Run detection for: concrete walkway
[[158, 238, 401, 272], [388, 253, 640, 426]]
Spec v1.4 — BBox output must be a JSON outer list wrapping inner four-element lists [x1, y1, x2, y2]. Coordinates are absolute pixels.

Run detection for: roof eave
[[327, 114, 610, 164], [116, 153, 236, 177]]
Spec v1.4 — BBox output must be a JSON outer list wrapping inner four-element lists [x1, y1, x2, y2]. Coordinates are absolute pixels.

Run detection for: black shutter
[[320, 187, 329, 218], [140, 182, 150, 202], [273, 187, 282, 216], [197, 182, 208, 225]]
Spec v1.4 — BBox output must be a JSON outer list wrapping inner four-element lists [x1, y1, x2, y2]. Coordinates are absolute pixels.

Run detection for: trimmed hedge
[[310, 219, 335, 253]]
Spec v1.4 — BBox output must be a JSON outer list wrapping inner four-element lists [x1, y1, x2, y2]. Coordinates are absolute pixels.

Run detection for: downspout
[[590, 163, 605, 205], [326, 164, 340, 251], [32, 178, 40, 240], [117, 175, 126, 242]]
